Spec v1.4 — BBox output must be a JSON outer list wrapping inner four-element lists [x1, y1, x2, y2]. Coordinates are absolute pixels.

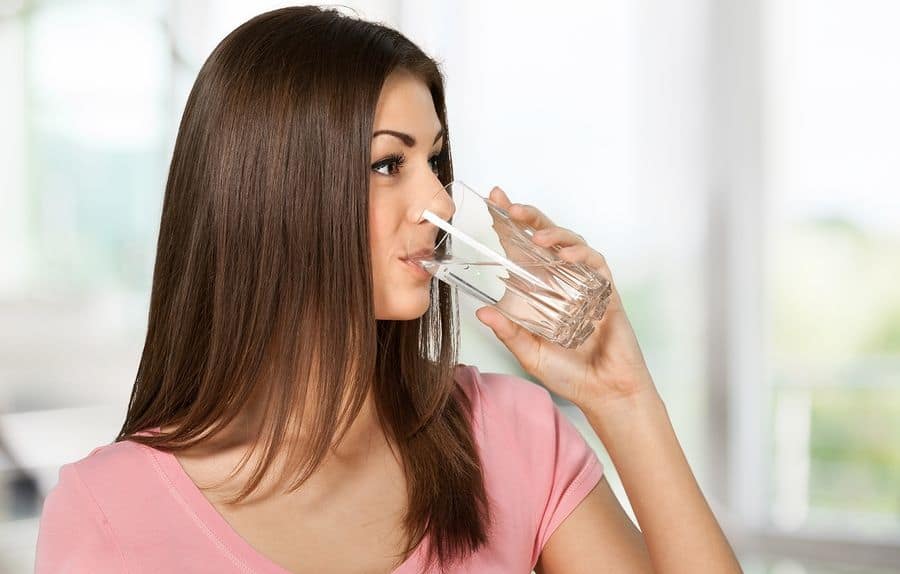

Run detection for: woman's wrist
[[577, 380, 670, 449], [577, 373, 665, 424]]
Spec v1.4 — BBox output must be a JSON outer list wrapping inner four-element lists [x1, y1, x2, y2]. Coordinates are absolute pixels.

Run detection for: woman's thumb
[[475, 306, 540, 364], [476, 306, 510, 335]]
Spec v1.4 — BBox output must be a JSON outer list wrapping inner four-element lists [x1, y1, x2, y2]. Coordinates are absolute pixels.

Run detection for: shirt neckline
[[141, 427, 424, 574]]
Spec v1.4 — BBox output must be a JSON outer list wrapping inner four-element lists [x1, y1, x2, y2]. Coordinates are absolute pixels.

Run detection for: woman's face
[[369, 70, 453, 320]]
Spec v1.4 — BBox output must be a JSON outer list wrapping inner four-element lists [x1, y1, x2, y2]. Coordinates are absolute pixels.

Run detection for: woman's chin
[[374, 287, 433, 320]]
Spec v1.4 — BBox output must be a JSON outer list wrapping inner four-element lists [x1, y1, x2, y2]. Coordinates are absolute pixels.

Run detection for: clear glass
[[407, 180, 612, 349]]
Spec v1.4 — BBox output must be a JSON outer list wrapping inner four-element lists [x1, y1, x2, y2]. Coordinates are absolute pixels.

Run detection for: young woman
[[35, 6, 741, 573]]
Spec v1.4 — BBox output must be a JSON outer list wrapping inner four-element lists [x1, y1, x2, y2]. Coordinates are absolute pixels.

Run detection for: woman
[[34, 6, 741, 573]]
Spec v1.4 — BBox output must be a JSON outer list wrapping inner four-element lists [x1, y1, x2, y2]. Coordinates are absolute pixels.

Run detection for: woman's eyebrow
[[372, 127, 444, 147]]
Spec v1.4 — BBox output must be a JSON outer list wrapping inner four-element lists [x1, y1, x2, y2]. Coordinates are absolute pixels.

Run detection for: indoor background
[[1, 0, 898, 572]]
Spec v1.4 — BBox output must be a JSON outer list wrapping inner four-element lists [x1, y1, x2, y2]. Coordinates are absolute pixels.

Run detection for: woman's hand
[[475, 186, 659, 414]]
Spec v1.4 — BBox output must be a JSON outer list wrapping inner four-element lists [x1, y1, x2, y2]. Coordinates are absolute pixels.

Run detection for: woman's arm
[[475, 186, 742, 573], [592, 385, 740, 572], [535, 383, 741, 573]]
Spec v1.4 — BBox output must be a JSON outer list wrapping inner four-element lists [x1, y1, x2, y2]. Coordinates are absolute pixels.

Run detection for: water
[[412, 257, 612, 348]]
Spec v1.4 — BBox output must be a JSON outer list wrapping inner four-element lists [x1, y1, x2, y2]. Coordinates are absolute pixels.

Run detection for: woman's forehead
[[373, 71, 441, 140]]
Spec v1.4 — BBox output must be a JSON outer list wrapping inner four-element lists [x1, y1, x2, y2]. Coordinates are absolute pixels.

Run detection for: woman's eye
[[371, 151, 442, 177], [371, 153, 405, 176], [372, 161, 397, 176]]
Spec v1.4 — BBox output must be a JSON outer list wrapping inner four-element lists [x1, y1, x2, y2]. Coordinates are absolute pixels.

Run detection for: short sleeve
[[529, 392, 604, 565], [463, 365, 605, 568], [35, 463, 125, 573]]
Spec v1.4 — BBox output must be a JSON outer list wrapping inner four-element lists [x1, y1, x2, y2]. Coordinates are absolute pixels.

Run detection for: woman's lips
[[401, 257, 432, 279], [399, 249, 433, 280], [401, 247, 434, 261]]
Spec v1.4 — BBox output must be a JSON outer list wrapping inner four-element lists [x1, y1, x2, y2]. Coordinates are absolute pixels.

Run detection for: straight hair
[[116, 6, 491, 570]]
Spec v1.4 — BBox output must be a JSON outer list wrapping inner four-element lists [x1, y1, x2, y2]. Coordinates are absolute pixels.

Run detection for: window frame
[[706, 0, 900, 569]]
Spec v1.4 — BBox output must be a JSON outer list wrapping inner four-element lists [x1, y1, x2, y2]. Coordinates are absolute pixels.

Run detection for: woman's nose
[[412, 176, 455, 224]]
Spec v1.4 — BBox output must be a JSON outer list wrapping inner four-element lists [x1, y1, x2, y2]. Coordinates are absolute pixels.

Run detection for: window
[[764, 0, 900, 539]]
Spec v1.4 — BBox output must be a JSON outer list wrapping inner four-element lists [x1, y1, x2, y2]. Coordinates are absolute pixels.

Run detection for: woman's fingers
[[532, 226, 586, 248], [530, 225, 612, 284], [509, 203, 555, 230], [486, 188, 555, 231], [491, 191, 604, 272], [557, 243, 611, 276], [488, 186, 513, 209]]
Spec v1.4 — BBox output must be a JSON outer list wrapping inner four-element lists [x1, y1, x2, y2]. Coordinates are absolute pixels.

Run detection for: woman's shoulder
[[454, 361, 602, 482], [453, 362, 604, 568], [35, 438, 164, 572], [61, 437, 156, 488], [455, 362, 558, 421], [453, 362, 569, 459], [42, 438, 163, 523]]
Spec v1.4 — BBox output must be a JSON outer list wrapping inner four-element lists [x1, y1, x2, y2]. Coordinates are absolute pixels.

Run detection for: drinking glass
[[406, 180, 611, 349]]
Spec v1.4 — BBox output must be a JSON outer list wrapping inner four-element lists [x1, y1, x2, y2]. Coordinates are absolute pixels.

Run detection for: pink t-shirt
[[35, 364, 603, 573]]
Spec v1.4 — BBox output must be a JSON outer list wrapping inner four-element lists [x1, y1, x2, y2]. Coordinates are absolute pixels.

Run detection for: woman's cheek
[[367, 203, 392, 277]]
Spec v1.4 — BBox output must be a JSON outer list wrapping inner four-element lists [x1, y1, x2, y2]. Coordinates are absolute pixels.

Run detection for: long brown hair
[[116, 5, 490, 570]]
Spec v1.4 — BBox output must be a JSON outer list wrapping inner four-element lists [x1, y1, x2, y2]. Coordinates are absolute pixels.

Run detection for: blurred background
[[1, 0, 898, 572]]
